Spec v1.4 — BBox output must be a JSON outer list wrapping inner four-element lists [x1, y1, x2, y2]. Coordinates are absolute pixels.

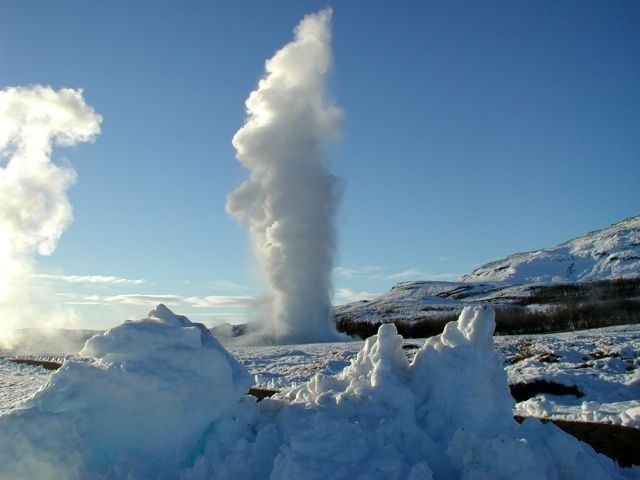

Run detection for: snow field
[[1, 305, 637, 479], [501, 325, 640, 428], [0, 359, 50, 415]]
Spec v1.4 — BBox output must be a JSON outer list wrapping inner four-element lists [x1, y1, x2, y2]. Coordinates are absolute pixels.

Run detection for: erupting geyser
[[227, 9, 344, 344]]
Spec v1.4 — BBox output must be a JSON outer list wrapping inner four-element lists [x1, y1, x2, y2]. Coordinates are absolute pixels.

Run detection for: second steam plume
[[0, 86, 101, 343], [227, 9, 343, 344]]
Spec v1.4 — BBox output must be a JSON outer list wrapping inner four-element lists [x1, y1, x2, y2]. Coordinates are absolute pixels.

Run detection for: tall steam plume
[[0, 86, 102, 341], [227, 9, 343, 344]]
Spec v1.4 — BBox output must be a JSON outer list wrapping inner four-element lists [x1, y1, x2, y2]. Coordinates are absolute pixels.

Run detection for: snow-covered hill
[[335, 281, 531, 325], [462, 215, 640, 284], [335, 216, 640, 334]]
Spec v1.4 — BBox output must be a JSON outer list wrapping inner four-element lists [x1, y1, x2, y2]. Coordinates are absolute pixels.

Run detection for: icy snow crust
[[0, 306, 635, 479]]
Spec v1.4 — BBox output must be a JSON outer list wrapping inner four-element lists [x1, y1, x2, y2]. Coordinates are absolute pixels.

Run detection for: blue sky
[[1, 1, 638, 328]]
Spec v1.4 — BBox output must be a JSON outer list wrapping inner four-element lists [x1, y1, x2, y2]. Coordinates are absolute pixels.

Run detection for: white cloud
[[187, 312, 246, 318], [384, 269, 427, 281], [206, 280, 256, 291], [67, 293, 257, 309], [334, 265, 384, 278], [103, 294, 185, 306], [64, 301, 106, 306], [384, 269, 461, 282], [188, 296, 256, 308], [34, 274, 145, 285], [334, 288, 379, 304]]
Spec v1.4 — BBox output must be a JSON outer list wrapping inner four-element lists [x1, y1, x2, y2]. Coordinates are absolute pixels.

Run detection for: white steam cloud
[[0, 86, 102, 341], [227, 9, 344, 344]]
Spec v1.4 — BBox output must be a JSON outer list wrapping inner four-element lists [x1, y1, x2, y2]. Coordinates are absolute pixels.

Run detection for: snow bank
[[516, 397, 640, 430], [0, 304, 251, 479], [188, 307, 632, 479], [0, 305, 635, 479]]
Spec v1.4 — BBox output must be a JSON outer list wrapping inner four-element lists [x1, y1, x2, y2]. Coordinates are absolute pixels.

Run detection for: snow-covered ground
[[502, 325, 640, 427], [235, 325, 640, 429], [0, 359, 51, 415], [2, 324, 639, 427], [0, 307, 638, 479]]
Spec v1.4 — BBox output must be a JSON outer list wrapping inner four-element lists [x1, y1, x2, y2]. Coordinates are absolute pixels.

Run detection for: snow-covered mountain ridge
[[335, 216, 640, 335], [462, 215, 640, 284]]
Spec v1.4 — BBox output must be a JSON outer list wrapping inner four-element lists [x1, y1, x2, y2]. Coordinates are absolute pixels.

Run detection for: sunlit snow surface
[[0, 359, 50, 415], [502, 325, 640, 428], [231, 324, 640, 429], [3, 324, 639, 428], [0, 307, 639, 479]]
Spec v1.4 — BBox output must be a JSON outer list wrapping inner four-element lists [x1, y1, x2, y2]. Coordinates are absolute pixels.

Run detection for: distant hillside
[[335, 216, 640, 338], [462, 216, 640, 284]]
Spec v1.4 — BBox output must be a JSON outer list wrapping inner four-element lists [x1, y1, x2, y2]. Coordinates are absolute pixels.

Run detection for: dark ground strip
[[514, 416, 640, 468], [7, 358, 63, 371], [508, 379, 584, 402]]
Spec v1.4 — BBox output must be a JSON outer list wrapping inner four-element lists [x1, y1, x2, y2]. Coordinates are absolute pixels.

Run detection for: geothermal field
[[1, 4, 639, 480]]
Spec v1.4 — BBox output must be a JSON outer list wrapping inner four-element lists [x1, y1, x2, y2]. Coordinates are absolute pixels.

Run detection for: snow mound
[[0, 304, 252, 480], [188, 307, 630, 479], [0, 305, 634, 479], [462, 215, 640, 284]]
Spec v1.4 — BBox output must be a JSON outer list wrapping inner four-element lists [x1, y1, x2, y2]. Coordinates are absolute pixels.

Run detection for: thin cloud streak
[[384, 268, 428, 281], [34, 274, 145, 285], [333, 266, 383, 278], [334, 288, 379, 304], [104, 294, 185, 306], [206, 280, 256, 291], [336, 266, 461, 282], [66, 293, 257, 309], [384, 269, 462, 282], [189, 296, 256, 308]]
